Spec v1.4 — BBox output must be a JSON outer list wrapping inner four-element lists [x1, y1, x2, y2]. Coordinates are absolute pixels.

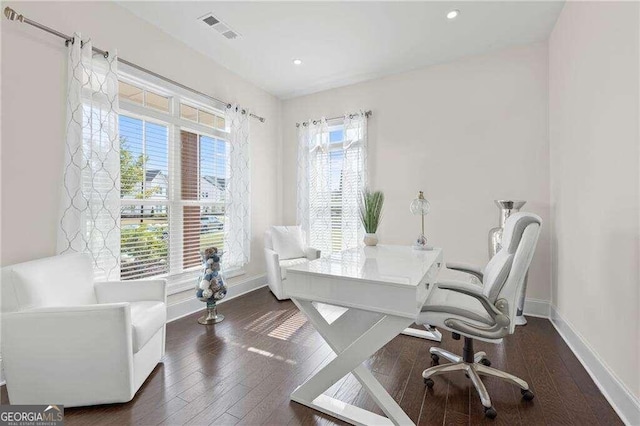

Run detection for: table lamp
[[410, 190, 431, 250]]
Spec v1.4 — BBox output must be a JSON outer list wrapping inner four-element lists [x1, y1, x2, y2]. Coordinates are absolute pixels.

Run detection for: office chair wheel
[[479, 358, 491, 367], [431, 354, 440, 365], [484, 406, 497, 419], [424, 378, 434, 388], [521, 389, 535, 401]]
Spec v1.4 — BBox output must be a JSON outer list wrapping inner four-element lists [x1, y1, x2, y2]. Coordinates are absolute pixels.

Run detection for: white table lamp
[[410, 190, 431, 250]]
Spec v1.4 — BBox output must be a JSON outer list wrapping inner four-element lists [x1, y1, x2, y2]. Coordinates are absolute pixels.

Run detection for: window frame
[[118, 67, 244, 295]]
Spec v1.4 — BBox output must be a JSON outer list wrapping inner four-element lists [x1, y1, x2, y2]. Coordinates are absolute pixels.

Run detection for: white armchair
[[264, 226, 320, 300], [1, 253, 167, 407]]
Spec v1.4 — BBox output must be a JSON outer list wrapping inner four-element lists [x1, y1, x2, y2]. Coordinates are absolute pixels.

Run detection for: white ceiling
[[119, 1, 564, 99]]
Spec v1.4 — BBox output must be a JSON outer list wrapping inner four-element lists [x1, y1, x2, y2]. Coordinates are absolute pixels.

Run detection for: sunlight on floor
[[247, 346, 297, 365], [244, 309, 291, 334], [268, 311, 308, 341]]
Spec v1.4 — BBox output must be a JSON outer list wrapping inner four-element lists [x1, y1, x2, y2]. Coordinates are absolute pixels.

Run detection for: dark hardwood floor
[[1, 287, 622, 425]]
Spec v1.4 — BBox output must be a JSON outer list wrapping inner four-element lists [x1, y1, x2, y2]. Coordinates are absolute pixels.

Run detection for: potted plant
[[359, 189, 384, 246]]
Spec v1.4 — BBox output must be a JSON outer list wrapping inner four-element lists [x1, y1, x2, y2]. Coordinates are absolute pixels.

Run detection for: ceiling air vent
[[202, 15, 219, 26], [199, 13, 241, 40]]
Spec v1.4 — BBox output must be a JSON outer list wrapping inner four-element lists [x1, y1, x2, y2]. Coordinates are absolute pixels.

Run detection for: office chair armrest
[[437, 282, 504, 319], [437, 282, 511, 339], [446, 262, 484, 281]]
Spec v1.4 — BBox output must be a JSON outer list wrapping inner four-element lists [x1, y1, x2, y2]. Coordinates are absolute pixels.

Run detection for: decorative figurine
[[195, 247, 227, 325]]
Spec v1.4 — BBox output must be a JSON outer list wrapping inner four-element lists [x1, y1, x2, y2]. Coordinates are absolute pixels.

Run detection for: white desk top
[[287, 245, 443, 288]]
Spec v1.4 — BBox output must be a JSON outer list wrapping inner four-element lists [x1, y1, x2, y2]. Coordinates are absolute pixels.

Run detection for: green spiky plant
[[359, 189, 385, 234]]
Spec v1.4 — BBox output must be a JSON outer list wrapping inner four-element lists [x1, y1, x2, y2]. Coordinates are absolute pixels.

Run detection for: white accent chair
[[1, 253, 167, 407], [417, 212, 542, 419], [264, 226, 320, 300]]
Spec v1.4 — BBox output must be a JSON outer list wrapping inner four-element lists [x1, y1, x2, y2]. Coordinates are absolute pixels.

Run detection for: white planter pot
[[363, 233, 378, 246]]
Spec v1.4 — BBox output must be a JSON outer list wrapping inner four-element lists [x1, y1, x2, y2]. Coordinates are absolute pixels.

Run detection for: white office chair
[[417, 212, 541, 419], [264, 226, 320, 300], [1, 253, 167, 407]]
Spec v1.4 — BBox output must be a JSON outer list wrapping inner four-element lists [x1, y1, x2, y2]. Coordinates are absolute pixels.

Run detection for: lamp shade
[[410, 191, 430, 216]]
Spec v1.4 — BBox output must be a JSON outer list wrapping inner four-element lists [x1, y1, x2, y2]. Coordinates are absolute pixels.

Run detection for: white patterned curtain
[[297, 119, 332, 252], [58, 34, 120, 281], [224, 105, 251, 270], [341, 111, 368, 249]]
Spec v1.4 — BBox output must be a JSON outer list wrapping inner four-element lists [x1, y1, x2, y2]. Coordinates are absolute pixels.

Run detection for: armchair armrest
[[431, 281, 510, 340], [95, 279, 166, 304], [264, 247, 283, 282], [2, 304, 135, 401], [446, 262, 484, 282], [305, 247, 321, 261]]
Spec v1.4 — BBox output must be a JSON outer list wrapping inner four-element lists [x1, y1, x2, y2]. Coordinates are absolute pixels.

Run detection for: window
[[118, 76, 234, 285], [179, 130, 228, 269], [118, 81, 170, 112], [299, 117, 367, 255], [119, 115, 169, 279], [324, 128, 347, 252], [180, 103, 226, 131]]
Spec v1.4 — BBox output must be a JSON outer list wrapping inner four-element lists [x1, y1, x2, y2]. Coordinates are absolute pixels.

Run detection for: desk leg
[[291, 299, 415, 426], [401, 326, 442, 342]]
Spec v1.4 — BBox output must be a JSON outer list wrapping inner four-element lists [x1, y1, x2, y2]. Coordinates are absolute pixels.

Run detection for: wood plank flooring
[[1, 287, 622, 425]]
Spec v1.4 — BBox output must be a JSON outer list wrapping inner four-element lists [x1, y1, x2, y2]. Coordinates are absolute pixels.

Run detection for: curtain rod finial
[[4, 7, 23, 22]]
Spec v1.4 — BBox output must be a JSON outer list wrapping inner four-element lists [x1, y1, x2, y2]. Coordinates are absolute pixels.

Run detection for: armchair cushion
[[10, 252, 96, 309], [279, 257, 310, 280], [95, 280, 166, 304], [271, 226, 306, 260], [129, 301, 166, 353]]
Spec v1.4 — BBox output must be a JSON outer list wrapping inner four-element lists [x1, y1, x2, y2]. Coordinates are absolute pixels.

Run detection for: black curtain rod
[[4, 6, 266, 123]]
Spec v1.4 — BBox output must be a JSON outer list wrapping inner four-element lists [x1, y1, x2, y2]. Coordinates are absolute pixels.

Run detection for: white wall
[[549, 0, 640, 403], [282, 43, 552, 302], [0, 2, 282, 295]]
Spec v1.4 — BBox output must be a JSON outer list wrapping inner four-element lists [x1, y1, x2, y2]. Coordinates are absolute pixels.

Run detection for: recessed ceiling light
[[293, 59, 302, 65], [447, 9, 460, 20]]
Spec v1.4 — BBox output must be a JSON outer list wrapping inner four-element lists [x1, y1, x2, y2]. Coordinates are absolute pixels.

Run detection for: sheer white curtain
[[297, 113, 368, 254], [224, 105, 251, 270], [341, 111, 368, 250], [297, 119, 331, 252], [58, 34, 120, 280]]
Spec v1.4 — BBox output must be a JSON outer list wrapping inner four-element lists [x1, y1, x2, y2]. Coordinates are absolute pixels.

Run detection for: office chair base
[[430, 347, 490, 365], [423, 347, 533, 418]]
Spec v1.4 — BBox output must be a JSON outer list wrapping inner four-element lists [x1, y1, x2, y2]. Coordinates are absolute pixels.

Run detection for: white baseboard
[[523, 297, 551, 318], [167, 274, 267, 322], [550, 305, 640, 426]]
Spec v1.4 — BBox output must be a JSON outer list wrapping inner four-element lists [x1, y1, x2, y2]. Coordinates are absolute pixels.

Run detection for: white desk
[[283, 245, 443, 426]]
